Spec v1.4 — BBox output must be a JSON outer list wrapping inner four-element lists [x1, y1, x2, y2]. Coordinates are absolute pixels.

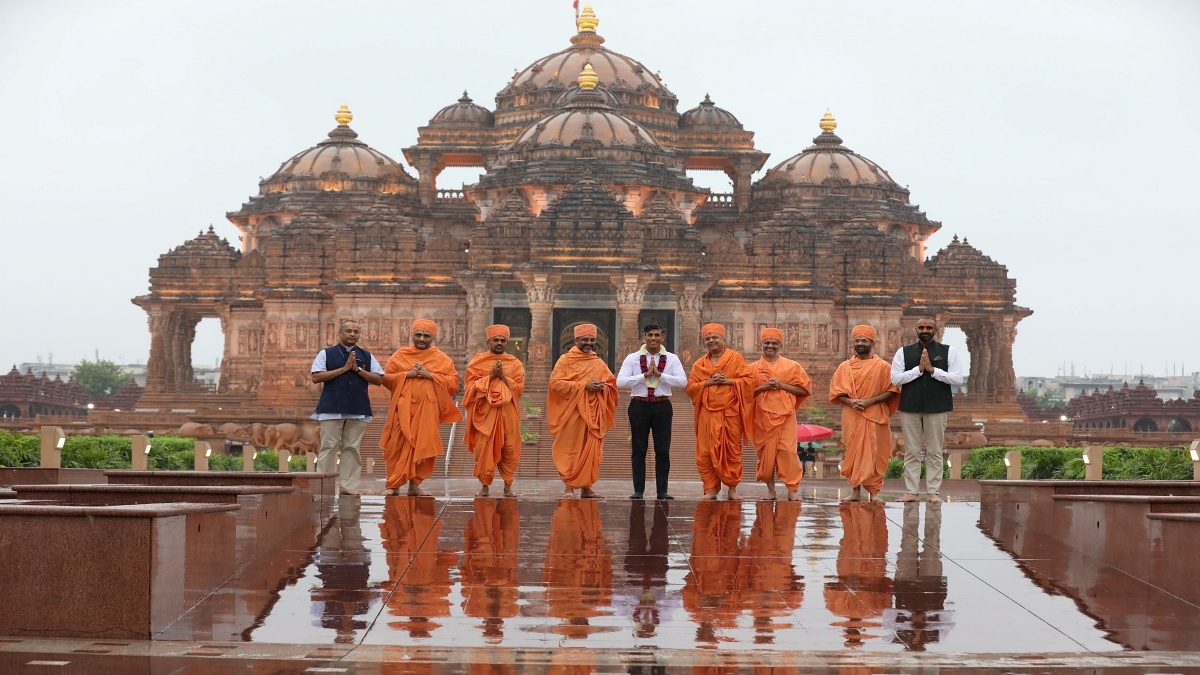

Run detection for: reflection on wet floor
[[155, 485, 1197, 654]]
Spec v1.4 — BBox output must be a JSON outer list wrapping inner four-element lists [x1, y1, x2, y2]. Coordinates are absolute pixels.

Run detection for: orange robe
[[681, 500, 745, 643], [379, 497, 456, 639], [462, 351, 525, 485], [751, 356, 812, 491], [686, 349, 755, 492], [824, 502, 892, 647], [547, 347, 617, 488], [828, 355, 899, 495], [739, 501, 804, 639], [543, 499, 613, 638], [380, 345, 462, 489], [461, 498, 520, 639]]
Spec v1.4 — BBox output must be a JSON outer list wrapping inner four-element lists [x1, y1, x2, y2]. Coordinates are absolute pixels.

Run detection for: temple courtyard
[[2, 477, 1198, 673]]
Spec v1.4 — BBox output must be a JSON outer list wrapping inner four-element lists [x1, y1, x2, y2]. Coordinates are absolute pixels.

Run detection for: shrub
[[958, 446, 1192, 481], [0, 430, 42, 467]]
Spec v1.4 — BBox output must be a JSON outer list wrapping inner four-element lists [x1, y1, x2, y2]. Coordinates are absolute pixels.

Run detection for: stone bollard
[[242, 449, 256, 472], [194, 441, 211, 471], [131, 435, 151, 471], [947, 450, 970, 480], [39, 426, 65, 469], [278, 449, 291, 473], [1004, 450, 1021, 480], [1083, 446, 1104, 481], [306, 452, 316, 472], [1190, 441, 1199, 481]]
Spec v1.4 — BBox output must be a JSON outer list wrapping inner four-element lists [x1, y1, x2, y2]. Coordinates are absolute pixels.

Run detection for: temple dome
[[262, 105, 414, 193], [428, 92, 494, 127], [512, 66, 662, 151], [679, 95, 742, 129], [507, 6, 664, 94], [761, 111, 898, 186]]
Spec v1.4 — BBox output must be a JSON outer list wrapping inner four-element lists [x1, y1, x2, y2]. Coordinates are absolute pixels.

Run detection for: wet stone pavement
[[3, 478, 1200, 673]]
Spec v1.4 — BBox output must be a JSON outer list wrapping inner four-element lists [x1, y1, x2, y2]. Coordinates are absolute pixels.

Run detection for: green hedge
[[0, 432, 308, 472], [960, 446, 1193, 481]]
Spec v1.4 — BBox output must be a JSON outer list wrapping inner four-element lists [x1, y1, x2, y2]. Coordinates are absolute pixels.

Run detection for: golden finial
[[335, 103, 353, 125], [819, 109, 837, 133], [578, 63, 599, 91], [576, 4, 599, 33]]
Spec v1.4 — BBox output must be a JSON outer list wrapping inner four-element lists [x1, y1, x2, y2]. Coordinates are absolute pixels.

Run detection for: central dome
[[512, 65, 662, 150]]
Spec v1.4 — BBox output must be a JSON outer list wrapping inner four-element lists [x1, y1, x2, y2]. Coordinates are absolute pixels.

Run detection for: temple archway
[[1168, 418, 1193, 433], [1132, 417, 1158, 432], [0, 403, 20, 418]]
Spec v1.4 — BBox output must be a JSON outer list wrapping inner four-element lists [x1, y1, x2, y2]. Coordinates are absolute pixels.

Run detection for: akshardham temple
[[133, 6, 1030, 425]]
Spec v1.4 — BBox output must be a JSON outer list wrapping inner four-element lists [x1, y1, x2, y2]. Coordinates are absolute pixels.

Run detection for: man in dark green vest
[[890, 318, 964, 503]]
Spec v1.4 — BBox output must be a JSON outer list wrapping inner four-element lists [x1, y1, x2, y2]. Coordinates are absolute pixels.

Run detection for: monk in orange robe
[[829, 324, 899, 502], [379, 496, 457, 639], [547, 323, 617, 499], [686, 322, 754, 500], [681, 500, 745, 644], [751, 327, 812, 501], [461, 497, 520, 643], [824, 502, 893, 648], [463, 324, 525, 498], [543, 499, 613, 639], [380, 319, 462, 496]]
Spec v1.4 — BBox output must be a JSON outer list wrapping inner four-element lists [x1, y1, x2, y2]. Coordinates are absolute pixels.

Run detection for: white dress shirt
[[310, 345, 386, 422], [616, 348, 688, 398], [890, 343, 965, 388]]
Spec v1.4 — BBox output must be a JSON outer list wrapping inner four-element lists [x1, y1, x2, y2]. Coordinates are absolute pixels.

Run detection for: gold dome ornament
[[335, 104, 353, 125], [578, 63, 599, 91], [819, 109, 837, 133], [576, 4, 599, 33]]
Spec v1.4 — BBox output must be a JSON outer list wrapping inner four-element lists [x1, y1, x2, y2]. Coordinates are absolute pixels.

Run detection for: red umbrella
[[796, 424, 835, 443]]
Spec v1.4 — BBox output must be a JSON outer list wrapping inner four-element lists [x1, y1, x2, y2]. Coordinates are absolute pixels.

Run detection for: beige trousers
[[317, 418, 367, 492], [899, 411, 947, 495]]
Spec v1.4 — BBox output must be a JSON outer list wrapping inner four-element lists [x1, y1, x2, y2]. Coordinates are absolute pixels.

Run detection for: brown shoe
[[898, 493, 920, 503]]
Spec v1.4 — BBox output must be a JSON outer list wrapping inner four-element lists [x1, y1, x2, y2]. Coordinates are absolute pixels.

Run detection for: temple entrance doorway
[[637, 309, 676, 353], [191, 317, 223, 392], [492, 308, 532, 364], [940, 325, 971, 394], [553, 309, 616, 372]]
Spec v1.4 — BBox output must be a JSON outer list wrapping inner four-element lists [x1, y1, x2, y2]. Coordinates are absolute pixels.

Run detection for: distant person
[[380, 319, 462, 496], [310, 320, 384, 496], [799, 442, 818, 478], [751, 327, 811, 501], [890, 318, 964, 503], [686, 323, 754, 501], [547, 324, 617, 499], [829, 325, 899, 502], [616, 324, 686, 500], [463, 324, 525, 498]]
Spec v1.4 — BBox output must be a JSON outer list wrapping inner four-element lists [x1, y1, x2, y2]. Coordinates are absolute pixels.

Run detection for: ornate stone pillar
[[992, 321, 1018, 403], [172, 316, 198, 391], [613, 273, 655, 358], [520, 272, 560, 390], [458, 278, 495, 358], [411, 153, 439, 206], [671, 279, 713, 369], [732, 158, 757, 213], [144, 307, 173, 393]]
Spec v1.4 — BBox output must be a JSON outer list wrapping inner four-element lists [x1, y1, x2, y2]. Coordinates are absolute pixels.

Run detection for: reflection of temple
[[133, 6, 1029, 420]]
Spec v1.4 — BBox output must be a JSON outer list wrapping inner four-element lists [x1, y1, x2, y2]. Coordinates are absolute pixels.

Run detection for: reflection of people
[[751, 327, 812, 501], [463, 324, 526, 498], [543, 499, 613, 639], [891, 318, 964, 503], [890, 501, 950, 650], [824, 502, 893, 648], [461, 497, 520, 643], [799, 442, 818, 478], [829, 325, 899, 502], [624, 500, 671, 638], [548, 324, 618, 499], [380, 319, 462, 496], [312, 495, 376, 643], [310, 320, 384, 495], [681, 500, 744, 644], [686, 323, 754, 501], [616, 324, 687, 500], [741, 501, 804, 643], [379, 496, 456, 638]]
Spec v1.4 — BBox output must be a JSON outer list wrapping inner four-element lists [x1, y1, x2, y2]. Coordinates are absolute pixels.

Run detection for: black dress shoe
[[656, 493, 674, 500], [629, 493, 644, 500]]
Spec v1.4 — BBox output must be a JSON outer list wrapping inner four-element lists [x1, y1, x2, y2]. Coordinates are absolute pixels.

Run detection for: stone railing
[[436, 189, 466, 202], [705, 193, 736, 207]]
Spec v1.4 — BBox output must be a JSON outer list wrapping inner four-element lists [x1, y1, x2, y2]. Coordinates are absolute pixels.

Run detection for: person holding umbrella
[[798, 441, 820, 478]]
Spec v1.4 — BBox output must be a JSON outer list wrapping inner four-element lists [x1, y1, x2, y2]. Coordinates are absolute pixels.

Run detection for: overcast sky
[[2, 0, 1197, 380]]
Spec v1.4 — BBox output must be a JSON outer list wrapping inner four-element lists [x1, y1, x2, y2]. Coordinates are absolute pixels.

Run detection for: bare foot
[[385, 487, 400, 496], [701, 489, 719, 501], [476, 485, 490, 498], [867, 492, 883, 503], [764, 489, 777, 501], [786, 490, 800, 501], [725, 487, 741, 501], [845, 486, 863, 502], [561, 487, 577, 499], [407, 481, 431, 497], [764, 478, 777, 501], [503, 482, 517, 498], [580, 487, 601, 499]]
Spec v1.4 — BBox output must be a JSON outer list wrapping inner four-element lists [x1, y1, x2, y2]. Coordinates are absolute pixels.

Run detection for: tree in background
[[72, 359, 133, 397]]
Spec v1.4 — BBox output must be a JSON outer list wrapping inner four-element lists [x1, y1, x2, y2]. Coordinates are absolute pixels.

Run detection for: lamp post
[[1189, 440, 1199, 481], [1004, 450, 1021, 480], [194, 441, 211, 471], [1082, 445, 1104, 481], [40, 426, 65, 469], [277, 448, 290, 473], [947, 450, 970, 481], [131, 434, 151, 470], [242, 448, 256, 472]]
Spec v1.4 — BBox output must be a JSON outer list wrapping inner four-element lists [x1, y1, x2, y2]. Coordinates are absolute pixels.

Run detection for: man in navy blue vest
[[890, 318, 964, 503], [311, 320, 384, 495]]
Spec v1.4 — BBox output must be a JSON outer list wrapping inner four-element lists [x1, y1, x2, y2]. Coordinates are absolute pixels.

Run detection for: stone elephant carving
[[262, 423, 321, 455], [178, 422, 216, 438], [951, 431, 988, 446]]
